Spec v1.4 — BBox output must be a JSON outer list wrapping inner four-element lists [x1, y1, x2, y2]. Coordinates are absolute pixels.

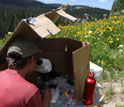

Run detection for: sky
[[37, 0, 114, 10]]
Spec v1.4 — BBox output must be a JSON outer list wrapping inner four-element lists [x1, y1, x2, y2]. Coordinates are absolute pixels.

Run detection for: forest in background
[[0, 0, 110, 37]]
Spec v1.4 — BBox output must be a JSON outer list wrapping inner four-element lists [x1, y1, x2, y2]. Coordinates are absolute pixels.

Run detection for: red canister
[[82, 72, 96, 105]]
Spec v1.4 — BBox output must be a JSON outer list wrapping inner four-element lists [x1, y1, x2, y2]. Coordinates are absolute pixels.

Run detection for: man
[[0, 37, 51, 107]]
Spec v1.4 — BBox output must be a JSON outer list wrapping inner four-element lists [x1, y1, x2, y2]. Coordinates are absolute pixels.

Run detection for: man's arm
[[26, 88, 52, 107], [26, 90, 42, 107], [42, 88, 52, 107]]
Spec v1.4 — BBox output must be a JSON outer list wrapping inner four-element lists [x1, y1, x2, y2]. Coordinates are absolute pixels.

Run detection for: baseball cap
[[7, 37, 42, 58]]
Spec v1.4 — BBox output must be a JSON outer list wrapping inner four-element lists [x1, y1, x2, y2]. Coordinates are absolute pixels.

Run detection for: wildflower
[[98, 60, 100, 64], [109, 40, 113, 44], [77, 31, 81, 35], [84, 35, 88, 38], [8, 32, 12, 35], [123, 22, 124, 27], [118, 45, 123, 48], [109, 36, 111, 38], [88, 30, 93, 34], [101, 60, 104, 64], [107, 26, 112, 31], [116, 38, 119, 41], [112, 21, 115, 24]]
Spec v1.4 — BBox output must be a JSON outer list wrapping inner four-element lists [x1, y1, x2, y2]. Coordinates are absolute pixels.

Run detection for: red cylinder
[[82, 72, 96, 105]]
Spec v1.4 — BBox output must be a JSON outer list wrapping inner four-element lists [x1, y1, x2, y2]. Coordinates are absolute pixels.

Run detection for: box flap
[[33, 15, 60, 36], [0, 20, 37, 56], [45, 2, 77, 22], [57, 10, 77, 22], [67, 38, 82, 52], [72, 44, 90, 105], [36, 37, 67, 52], [66, 38, 82, 79], [0, 16, 60, 57]]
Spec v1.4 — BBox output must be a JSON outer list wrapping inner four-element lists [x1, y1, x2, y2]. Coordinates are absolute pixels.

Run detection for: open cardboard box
[[0, 3, 90, 105], [36, 37, 90, 105]]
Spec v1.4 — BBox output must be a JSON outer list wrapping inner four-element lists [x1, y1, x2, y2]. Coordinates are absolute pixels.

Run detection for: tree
[[111, 0, 124, 16]]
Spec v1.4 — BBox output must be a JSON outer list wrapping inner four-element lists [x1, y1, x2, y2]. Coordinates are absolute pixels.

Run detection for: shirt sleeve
[[26, 89, 42, 107]]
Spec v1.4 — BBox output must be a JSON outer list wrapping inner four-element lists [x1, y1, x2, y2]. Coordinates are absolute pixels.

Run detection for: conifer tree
[[111, 0, 124, 16]]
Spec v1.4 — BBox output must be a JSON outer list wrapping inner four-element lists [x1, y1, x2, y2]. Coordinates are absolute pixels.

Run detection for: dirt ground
[[101, 79, 124, 107]]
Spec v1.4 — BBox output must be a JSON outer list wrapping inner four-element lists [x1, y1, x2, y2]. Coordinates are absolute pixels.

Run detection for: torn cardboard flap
[[45, 2, 77, 22], [57, 10, 77, 22]]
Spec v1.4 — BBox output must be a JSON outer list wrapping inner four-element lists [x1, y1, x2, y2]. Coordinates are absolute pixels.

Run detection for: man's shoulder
[[23, 80, 38, 93], [1, 69, 38, 95]]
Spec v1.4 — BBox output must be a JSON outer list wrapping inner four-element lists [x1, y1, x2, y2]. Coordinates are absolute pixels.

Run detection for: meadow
[[51, 16, 124, 81], [0, 16, 124, 81]]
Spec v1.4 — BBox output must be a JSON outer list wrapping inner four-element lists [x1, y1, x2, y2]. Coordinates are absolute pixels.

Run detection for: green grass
[[105, 84, 115, 100], [116, 104, 124, 107]]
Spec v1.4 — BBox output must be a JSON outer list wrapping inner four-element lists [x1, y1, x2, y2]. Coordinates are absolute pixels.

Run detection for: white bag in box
[[90, 62, 103, 80]]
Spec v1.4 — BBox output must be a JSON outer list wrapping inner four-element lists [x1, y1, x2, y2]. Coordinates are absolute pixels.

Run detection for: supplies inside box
[[32, 58, 104, 107]]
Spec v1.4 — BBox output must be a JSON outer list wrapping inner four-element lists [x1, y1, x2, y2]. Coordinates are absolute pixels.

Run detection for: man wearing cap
[[0, 37, 51, 107]]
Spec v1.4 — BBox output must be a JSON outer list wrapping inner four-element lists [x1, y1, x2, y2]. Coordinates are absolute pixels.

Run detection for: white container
[[50, 87, 60, 103], [90, 62, 103, 80]]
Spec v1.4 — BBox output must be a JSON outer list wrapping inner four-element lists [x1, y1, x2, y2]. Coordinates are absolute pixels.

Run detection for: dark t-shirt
[[0, 69, 42, 107]]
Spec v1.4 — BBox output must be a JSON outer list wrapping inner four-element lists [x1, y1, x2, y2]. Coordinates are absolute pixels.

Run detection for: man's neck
[[9, 67, 28, 78]]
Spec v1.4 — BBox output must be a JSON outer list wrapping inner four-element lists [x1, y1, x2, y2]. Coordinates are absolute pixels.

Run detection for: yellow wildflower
[[118, 34, 121, 36], [116, 38, 119, 41], [109, 40, 113, 44], [123, 22, 124, 27], [77, 31, 81, 35], [101, 60, 104, 64], [109, 36, 111, 38]]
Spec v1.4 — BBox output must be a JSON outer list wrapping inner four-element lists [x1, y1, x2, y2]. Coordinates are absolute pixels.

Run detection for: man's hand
[[42, 88, 52, 107]]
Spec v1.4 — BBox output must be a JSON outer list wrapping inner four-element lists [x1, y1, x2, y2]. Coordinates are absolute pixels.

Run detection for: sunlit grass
[[1, 16, 124, 81]]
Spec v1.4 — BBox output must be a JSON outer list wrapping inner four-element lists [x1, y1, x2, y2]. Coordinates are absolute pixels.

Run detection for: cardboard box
[[0, 3, 90, 105], [36, 37, 90, 104]]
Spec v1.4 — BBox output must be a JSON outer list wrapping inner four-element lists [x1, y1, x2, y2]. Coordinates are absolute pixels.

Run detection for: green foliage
[[66, 7, 110, 21], [0, 32, 11, 49]]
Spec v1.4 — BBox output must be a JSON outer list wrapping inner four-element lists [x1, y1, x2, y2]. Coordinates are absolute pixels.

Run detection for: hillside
[[0, 0, 110, 37], [0, 0, 55, 12], [0, 0, 54, 8]]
